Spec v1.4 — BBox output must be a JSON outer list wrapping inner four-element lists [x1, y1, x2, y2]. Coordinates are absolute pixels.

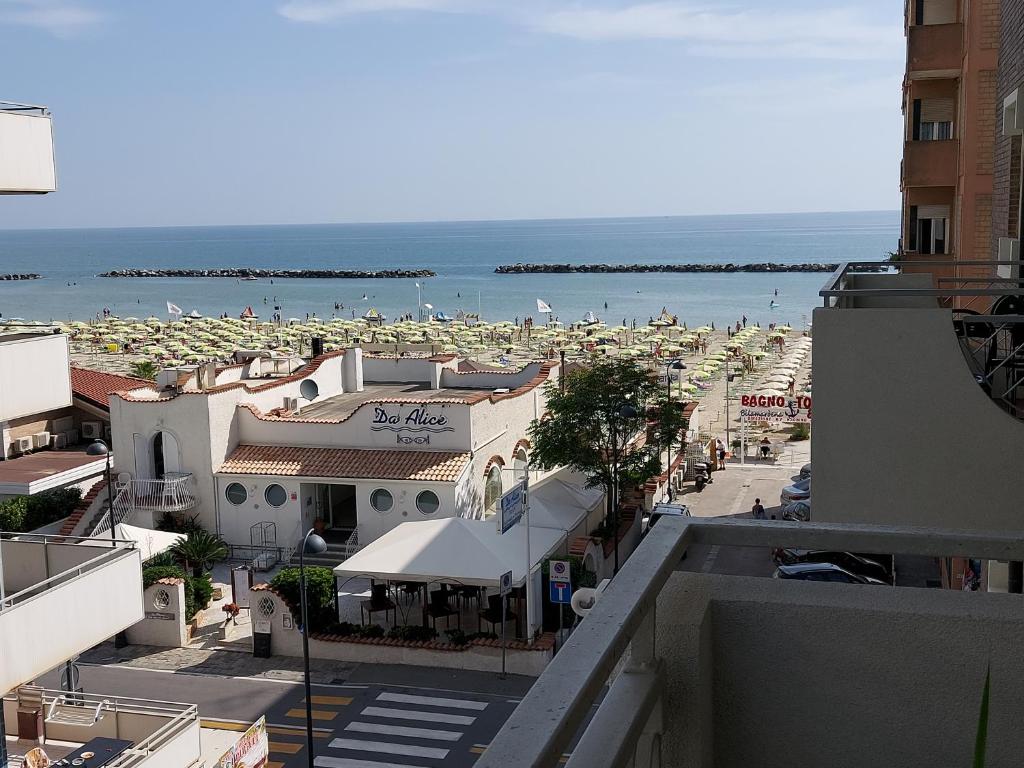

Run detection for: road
[[39, 663, 534, 768]]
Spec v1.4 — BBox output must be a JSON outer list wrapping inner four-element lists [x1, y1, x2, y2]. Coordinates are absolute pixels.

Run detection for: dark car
[[773, 562, 887, 585], [780, 477, 810, 505], [782, 500, 811, 522], [771, 549, 892, 583], [799, 463, 811, 480], [644, 503, 691, 534]]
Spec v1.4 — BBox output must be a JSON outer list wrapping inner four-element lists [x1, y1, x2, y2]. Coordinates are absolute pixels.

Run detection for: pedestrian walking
[[716, 438, 727, 470], [751, 498, 765, 519]]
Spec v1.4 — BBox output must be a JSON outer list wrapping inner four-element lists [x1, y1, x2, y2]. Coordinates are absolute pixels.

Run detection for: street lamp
[[86, 439, 115, 541], [298, 528, 328, 768], [611, 402, 639, 575], [664, 359, 686, 499]]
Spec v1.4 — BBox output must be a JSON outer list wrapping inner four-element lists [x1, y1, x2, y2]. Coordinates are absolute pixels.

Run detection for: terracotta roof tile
[[70, 366, 150, 409], [219, 444, 470, 482]]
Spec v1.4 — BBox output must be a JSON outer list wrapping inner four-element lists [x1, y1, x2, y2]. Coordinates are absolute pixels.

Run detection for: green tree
[[170, 529, 228, 578], [270, 566, 337, 631], [130, 360, 159, 380], [529, 358, 687, 544]]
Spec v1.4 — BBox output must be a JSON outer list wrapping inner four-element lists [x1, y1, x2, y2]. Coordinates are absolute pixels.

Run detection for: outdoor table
[[53, 737, 133, 768]]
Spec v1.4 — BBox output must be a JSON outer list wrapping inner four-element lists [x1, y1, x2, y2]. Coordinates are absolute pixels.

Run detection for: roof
[[219, 444, 471, 482], [70, 366, 150, 409], [334, 518, 565, 587], [0, 449, 108, 495]]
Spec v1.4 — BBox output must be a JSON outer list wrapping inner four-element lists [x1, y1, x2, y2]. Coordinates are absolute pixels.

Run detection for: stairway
[[59, 480, 107, 538], [289, 530, 359, 568], [83, 500, 112, 536]]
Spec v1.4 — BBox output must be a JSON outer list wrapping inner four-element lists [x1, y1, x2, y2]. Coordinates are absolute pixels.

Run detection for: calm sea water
[[0, 211, 897, 327]]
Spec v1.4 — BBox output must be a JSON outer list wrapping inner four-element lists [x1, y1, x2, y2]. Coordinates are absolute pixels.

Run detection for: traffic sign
[[549, 559, 571, 584], [499, 569, 514, 596], [499, 480, 527, 534], [549, 580, 572, 604]]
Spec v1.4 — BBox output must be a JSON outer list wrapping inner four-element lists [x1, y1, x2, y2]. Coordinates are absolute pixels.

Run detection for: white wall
[[0, 110, 56, 193], [0, 334, 71, 422], [126, 581, 189, 648], [361, 356, 440, 384]]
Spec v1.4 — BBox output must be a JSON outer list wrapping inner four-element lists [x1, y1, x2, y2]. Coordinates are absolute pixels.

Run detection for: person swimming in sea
[[770, 299, 778, 309]]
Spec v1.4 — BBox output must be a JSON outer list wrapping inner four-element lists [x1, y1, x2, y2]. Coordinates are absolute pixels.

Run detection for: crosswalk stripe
[[345, 721, 463, 742], [313, 757, 423, 768], [327, 737, 449, 759], [376, 692, 488, 710], [287, 708, 338, 721], [360, 706, 475, 726], [269, 741, 304, 754]]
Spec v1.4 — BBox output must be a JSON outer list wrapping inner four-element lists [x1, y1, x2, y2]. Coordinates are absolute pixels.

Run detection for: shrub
[[189, 573, 214, 616], [322, 621, 358, 637], [0, 496, 28, 532], [466, 631, 498, 642], [270, 566, 336, 631], [144, 551, 176, 568], [157, 512, 205, 535], [141, 565, 210, 622], [360, 624, 385, 638], [445, 628, 467, 645], [142, 564, 187, 589], [388, 625, 437, 642], [24, 488, 83, 531], [790, 423, 810, 441]]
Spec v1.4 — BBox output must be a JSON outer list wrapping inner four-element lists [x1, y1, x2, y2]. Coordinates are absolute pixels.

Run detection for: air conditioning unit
[[997, 237, 1020, 279], [64, 428, 80, 446], [81, 421, 102, 439], [12, 437, 33, 455], [52, 415, 74, 434], [50, 433, 67, 449], [283, 396, 298, 412], [32, 432, 50, 450]]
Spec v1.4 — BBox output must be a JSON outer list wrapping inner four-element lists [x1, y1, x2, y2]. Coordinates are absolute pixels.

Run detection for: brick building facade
[[991, 0, 1024, 253]]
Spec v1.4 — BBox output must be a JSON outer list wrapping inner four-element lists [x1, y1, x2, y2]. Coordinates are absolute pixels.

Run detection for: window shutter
[[917, 204, 950, 219], [920, 98, 954, 123]]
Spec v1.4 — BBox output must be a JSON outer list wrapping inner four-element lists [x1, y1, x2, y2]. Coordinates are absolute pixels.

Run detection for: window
[[225, 482, 247, 505], [513, 447, 528, 481], [370, 488, 394, 513], [919, 121, 952, 141], [264, 483, 287, 507], [416, 490, 440, 515], [908, 205, 949, 254], [484, 465, 503, 516]]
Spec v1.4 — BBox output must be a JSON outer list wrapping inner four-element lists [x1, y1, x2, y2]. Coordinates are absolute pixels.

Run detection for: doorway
[[316, 483, 357, 533]]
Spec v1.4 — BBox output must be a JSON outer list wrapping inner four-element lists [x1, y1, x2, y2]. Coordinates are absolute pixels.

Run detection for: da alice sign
[[369, 405, 455, 446], [740, 394, 812, 423]]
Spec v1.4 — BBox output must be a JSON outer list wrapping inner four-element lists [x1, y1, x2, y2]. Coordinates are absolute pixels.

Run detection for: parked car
[[799, 462, 811, 480], [780, 477, 810, 505], [644, 503, 691, 534], [782, 500, 811, 522], [773, 562, 887, 585], [771, 549, 892, 583]]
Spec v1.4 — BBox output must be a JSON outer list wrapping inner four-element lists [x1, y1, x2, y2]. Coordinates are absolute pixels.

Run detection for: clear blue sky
[[0, 0, 904, 228]]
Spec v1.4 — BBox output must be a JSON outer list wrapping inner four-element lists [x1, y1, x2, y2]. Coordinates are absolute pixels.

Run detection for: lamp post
[[611, 402, 639, 574], [86, 439, 115, 541], [664, 359, 686, 499], [298, 528, 328, 768]]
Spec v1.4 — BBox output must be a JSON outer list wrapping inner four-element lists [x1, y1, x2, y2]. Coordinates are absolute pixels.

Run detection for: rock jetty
[[0, 273, 40, 281], [495, 263, 838, 274], [99, 268, 435, 279]]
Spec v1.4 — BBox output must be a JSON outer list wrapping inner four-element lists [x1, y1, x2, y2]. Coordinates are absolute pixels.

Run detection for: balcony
[[0, 101, 56, 194], [902, 139, 958, 187], [907, 23, 963, 75], [3, 689, 200, 768], [0, 534, 143, 693], [93, 474, 198, 537], [478, 517, 1024, 768]]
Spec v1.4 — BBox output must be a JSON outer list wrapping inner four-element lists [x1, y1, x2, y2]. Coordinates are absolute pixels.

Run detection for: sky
[[0, 0, 904, 229]]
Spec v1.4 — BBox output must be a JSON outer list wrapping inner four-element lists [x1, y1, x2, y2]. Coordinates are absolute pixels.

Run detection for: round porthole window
[[257, 596, 276, 617], [225, 482, 247, 506], [416, 490, 440, 515], [370, 488, 394, 513], [264, 483, 287, 507], [153, 589, 170, 610]]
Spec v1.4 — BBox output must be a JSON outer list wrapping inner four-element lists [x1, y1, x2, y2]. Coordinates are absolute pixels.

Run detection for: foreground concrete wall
[[658, 573, 1024, 768], [812, 306, 1024, 531]]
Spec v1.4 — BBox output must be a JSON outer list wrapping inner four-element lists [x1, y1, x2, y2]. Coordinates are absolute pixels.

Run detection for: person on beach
[[742, 315, 746, 327], [751, 498, 765, 519]]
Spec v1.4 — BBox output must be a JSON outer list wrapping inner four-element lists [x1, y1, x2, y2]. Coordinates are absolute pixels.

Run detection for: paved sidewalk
[[79, 642, 356, 683]]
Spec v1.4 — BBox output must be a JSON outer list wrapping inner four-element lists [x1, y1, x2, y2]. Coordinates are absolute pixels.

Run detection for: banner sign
[[739, 394, 811, 423], [216, 716, 269, 768], [499, 480, 527, 534]]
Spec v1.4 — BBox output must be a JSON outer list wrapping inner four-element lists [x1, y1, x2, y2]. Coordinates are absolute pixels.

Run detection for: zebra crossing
[[294, 687, 509, 768]]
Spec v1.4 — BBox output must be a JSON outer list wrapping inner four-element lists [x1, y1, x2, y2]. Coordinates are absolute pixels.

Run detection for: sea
[[0, 211, 897, 328]]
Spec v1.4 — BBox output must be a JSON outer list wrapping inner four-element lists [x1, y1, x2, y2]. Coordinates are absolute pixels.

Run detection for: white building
[[108, 349, 561, 552]]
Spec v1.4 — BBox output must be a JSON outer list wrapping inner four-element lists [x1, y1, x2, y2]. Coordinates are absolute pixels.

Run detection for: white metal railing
[[0, 533, 137, 612], [93, 474, 197, 537], [478, 517, 1024, 768]]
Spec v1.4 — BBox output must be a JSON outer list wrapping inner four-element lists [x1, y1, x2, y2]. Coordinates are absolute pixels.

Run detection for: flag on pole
[[536, 298, 552, 313], [166, 301, 182, 316]]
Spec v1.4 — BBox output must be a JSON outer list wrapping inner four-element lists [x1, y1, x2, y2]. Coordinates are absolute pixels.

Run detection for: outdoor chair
[[478, 593, 516, 634], [360, 582, 397, 626], [424, 588, 459, 630]]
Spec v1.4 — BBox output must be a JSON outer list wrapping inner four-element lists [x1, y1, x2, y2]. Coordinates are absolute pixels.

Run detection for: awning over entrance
[[218, 444, 470, 482], [334, 517, 564, 588], [528, 474, 604, 532]]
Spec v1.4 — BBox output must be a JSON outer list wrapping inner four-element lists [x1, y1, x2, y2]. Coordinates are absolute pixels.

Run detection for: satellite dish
[[299, 379, 319, 401]]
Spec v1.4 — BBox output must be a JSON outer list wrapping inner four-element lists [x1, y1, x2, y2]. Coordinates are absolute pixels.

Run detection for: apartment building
[[900, 0, 1001, 279], [992, 0, 1024, 272]]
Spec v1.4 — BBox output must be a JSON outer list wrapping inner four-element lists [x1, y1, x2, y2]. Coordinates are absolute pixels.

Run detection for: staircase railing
[[91, 474, 197, 537]]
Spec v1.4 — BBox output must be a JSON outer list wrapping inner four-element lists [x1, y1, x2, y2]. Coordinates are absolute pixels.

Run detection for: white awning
[[528, 475, 604, 533], [83, 524, 185, 562], [334, 518, 564, 588]]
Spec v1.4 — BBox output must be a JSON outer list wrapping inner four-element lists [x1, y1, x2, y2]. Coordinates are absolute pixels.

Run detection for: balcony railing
[[92, 473, 197, 537], [907, 22, 963, 73], [477, 517, 1024, 768], [902, 139, 957, 187]]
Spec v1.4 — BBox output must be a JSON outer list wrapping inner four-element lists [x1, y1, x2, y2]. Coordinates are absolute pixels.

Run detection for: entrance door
[[318, 484, 357, 531]]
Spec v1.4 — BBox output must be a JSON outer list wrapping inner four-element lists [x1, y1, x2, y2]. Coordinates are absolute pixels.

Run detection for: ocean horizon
[[0, 210, 898, 327]]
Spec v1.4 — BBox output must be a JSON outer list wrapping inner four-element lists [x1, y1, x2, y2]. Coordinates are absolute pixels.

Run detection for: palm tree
[[170, 529, 228, 578], [130, 360, 159, 380]]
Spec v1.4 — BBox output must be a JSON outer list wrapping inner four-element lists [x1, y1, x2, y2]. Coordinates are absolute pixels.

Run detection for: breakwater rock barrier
[[495, 263, 839, 274], [99, 268, 435, 279], [0, 274, 40, 281]]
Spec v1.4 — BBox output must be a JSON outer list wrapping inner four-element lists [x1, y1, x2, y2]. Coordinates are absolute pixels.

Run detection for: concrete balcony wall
[[902, 139, 958, 187], [907, 22, 963, 73], [0, 540, 143, 693], [659, 573, 1024, 768], [811, 303, 1024, 531], [0, 109, 56, 193]]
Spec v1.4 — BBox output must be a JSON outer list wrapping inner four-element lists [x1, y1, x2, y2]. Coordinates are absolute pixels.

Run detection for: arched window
[[152, 430, 180, 477], [484, 464, 503, 517], [513, 447, 528, 481]]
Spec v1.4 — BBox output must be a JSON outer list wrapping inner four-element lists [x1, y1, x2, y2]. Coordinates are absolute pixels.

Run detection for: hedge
[[142, 564, 212, 622], [0, 487, 83, 533], [270, 566, 336, 631]]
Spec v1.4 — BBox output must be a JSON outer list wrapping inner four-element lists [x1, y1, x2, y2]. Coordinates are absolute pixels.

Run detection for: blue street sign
[[499, 480, 527, 534], [549, 580, 573, 604]]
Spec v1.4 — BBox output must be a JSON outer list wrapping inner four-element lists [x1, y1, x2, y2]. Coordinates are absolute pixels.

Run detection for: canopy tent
[[334, 517, 564, 588], [528, 475, 604, 533]]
